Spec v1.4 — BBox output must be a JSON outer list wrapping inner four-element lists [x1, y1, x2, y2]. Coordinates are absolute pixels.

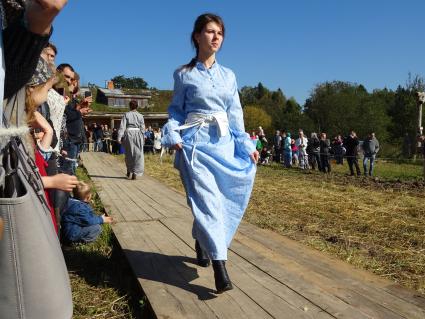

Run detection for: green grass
[[330, 159, 424, 180], [143, 153, 425, 294], [66, 167, 148, 319]]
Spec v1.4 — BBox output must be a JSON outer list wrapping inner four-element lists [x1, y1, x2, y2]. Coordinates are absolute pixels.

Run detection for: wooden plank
[[80, 152, 425, 319], [160, 217, 337, 319], [113, 220, 274, 319], [235, 223, 425, 319]]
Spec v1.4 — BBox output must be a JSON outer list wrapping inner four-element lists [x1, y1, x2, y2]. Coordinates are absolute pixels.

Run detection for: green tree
[[111, 75, 148, 89], [243, 105, 272, 133], [304, 81, 390, 139]]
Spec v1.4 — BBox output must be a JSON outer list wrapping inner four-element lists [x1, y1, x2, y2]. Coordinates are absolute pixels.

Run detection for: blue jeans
[[283, 150, 292, 168], [61, 142, 79, 175], [363, 155, 376, 176], [94, 139, 103, 152], [78, 224, 102, 243]]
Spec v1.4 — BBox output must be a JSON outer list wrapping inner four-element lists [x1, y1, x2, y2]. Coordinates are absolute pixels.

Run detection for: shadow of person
[[123, 249, 217, 301]]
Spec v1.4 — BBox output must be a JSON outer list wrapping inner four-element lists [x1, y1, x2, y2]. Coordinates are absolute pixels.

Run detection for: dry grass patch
[[144, 154, 425, 294]]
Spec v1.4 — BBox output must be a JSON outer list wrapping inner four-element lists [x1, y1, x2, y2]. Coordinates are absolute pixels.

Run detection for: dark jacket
[[4, 21, 51, 99], [344, 135, 359, 156], [61, 198, 103, 242], [64, 101, 83, 143], [320, 139, 331, 155], [93, 126, 104, 140], [311, 137, 320, 154]]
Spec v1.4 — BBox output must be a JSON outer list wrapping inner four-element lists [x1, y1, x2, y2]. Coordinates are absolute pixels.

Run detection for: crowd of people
[[253, 128, 381, 176], [81, 123, 163, 155], [0, 0, 113, 247]]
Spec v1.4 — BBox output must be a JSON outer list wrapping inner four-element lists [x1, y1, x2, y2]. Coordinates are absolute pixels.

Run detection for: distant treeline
[[241, 74, 425, 156]]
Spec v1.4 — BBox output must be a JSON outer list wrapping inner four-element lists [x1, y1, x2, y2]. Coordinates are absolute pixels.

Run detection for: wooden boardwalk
[[81, 152, 425, 319]]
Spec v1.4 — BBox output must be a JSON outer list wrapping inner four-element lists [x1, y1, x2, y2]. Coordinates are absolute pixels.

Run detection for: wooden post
[[416, 92, 425, 178]]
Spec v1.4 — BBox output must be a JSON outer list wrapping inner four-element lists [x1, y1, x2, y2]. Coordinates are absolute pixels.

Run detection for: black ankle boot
[[195, 240, 210, 267], [126, 171, 130, 178], [212, 260, 233, 293]]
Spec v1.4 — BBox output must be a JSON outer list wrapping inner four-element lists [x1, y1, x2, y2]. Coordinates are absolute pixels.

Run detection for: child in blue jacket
[[61, 181, 113, 243]]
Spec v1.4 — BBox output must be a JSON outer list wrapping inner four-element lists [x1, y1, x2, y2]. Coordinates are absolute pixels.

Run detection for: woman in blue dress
[[162, 13, 258, 293]]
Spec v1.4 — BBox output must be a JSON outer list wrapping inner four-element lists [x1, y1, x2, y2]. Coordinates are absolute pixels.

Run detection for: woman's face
[[195, 22, 223, 56]]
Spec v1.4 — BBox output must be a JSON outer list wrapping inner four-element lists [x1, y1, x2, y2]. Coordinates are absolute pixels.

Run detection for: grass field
[[145, 153, 425, 294]]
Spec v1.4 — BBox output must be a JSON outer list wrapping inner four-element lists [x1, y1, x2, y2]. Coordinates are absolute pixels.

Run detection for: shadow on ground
[[124, 249, 217, 301]]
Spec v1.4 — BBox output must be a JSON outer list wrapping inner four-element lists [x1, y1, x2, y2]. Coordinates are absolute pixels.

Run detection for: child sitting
[[61, 181, 113, 243]]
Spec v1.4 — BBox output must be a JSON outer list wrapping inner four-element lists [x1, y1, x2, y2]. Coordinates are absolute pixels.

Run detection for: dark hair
[[45, 42, 58, 55], [129, 100, 138, 110], [184, 13, 225, 70], [56, 63, 75, 72]]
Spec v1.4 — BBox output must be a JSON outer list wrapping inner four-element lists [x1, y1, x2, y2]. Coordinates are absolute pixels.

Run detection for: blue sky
[[51, 1, 425, 104]]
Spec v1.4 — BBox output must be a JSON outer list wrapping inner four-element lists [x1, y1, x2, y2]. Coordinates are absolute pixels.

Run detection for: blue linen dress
[[162, 61, 256, 260]]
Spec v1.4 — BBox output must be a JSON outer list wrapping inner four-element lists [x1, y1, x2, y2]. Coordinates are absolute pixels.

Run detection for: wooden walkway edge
[[81, 152, 425, 319]]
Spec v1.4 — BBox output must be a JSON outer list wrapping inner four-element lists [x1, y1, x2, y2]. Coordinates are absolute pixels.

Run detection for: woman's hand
[[42, 174, 78, 192], [250, 150, 259, 164], [173, 143, 183, 150]]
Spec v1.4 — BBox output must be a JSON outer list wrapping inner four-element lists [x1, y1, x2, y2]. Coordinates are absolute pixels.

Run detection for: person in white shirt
[[295, 130, 309, 169]]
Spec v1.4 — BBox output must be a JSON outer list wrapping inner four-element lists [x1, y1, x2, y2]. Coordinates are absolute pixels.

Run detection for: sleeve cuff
[[161, 122, 183, 147], [232, 130, 256, 157]]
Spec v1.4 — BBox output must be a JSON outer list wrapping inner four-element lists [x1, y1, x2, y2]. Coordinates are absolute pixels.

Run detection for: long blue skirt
[[175, 124, 256, 260]]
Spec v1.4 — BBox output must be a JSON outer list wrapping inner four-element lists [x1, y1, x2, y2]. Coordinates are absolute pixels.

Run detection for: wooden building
[[96, 88, 151, 108], [83, 111, 168, 130]]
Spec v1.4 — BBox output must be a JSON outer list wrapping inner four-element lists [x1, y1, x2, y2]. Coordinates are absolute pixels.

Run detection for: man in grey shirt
[[362, 132, 380, 176]]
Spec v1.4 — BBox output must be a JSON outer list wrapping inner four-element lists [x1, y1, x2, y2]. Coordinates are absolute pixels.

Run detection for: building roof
[[98, 88, 151, 99]]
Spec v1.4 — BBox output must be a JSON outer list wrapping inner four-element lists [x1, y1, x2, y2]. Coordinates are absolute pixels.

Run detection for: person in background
[[344, 130, 361, 176], [102, 124, 111, 153], [296, 130, 308, 169], [118, 100, 145, 180], [272, 130, 282, 163], [41, 42, 57, 64], [332, 135, 345, 165], [290, 138, 298, 166], [111, 127, 120, 154], [92, 123, 103, 152], [319, 132, 331, 173], [309, 133, 321, 171], [362, 132, 380, 176], [161, 13, 258, 294], [144, 125, 154, 153], [282, 132, 292, 168], [153, 127, 162, 154]]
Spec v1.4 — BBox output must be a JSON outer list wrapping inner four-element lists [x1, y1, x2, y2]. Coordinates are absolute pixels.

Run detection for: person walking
[[362, 132, 380, 176], [161, 13, 258, 294], [118, 100, 145, 180]]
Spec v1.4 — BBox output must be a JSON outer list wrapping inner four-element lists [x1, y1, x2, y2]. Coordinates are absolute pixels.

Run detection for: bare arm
[[33, 111, 53, 150]]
